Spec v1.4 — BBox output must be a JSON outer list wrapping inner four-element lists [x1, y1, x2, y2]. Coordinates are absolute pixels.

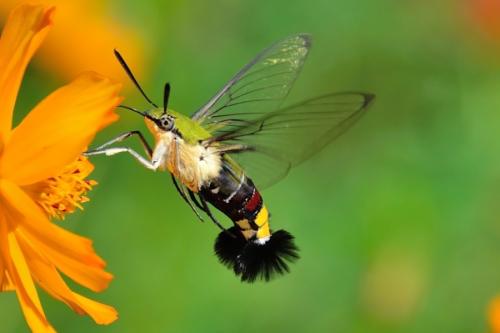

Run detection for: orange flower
[[0, 0, 147, 81], [0, 3, 122, 332], [468, 0, 500, 41], [490, 296, 500, 333]]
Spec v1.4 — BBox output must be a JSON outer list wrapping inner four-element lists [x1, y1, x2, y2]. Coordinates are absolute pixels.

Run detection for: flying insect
[[86, 34, 374, 282]]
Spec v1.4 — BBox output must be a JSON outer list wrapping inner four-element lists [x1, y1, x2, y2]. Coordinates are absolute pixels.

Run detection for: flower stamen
[[28, 156, 97, 219]]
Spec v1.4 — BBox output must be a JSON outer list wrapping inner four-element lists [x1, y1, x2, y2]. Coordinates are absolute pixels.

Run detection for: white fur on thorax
[[153, 131, 221, 191]]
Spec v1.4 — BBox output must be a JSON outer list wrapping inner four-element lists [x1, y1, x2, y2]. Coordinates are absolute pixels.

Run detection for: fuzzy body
[[152, 130, 222, 192], [145, 109, 219, 191]]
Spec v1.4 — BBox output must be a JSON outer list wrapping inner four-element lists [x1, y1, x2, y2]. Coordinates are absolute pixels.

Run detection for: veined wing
[[191, 34, 311, 132], [207, 92, 375, 189]]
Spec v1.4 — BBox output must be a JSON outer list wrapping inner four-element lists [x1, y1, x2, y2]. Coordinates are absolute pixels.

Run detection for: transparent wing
[[208, 92, 375, 189], [191, 34, 311, 131]]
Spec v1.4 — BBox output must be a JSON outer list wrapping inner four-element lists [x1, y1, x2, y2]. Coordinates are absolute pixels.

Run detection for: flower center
[[27, 156, 97, 219]]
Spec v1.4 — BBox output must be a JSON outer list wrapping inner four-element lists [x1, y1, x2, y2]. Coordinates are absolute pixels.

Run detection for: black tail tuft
[[214, 229, 299, 283], [236, 230, 299, 282], [214, 227, 247, 269]]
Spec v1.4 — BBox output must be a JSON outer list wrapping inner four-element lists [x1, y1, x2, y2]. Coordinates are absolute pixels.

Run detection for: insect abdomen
[[201, 166, 268, 240], [201, 163, 298, 282]]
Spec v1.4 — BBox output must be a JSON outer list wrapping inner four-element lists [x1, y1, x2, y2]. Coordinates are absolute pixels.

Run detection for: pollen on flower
[[33, 156, 97, 219]]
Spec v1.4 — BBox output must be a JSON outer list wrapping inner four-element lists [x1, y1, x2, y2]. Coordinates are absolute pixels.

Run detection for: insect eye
[[159, 115, 173, 130]]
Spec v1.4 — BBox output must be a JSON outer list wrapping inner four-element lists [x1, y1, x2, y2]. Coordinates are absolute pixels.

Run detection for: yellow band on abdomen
[[255, 206, 270, 239]]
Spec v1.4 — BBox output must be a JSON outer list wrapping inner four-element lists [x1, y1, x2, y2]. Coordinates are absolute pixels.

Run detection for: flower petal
[[490, 296, 500, 333], [0, 215, 14, 292], [0, 0, 148, 81], [0, 179, 113, 292], [17, 233, 118, 325], [0, 219, 55, 332], [1, 72, 121, 185], [0, 232, 15, 291], [0, 3, 54, 145], [71, 293, 118, 325], [0, 214, 10, 290]]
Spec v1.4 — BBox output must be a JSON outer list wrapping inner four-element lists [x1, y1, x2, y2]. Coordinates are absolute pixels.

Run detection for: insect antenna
[[163, 82, 171, 115], [114, 49, 158, 108], [118, 105, 158, 124], [118, 104, 144, 116]]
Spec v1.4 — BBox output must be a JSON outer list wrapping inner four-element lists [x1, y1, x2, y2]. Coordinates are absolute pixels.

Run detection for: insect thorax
[[154, 131, 222, 192]]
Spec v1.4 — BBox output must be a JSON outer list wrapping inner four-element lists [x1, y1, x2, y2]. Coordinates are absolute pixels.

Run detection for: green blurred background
[[2, 0, 500, 332]]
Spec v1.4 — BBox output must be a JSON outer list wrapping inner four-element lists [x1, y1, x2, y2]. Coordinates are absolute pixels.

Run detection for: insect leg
[[170, 175, 205, 223], [212, 144, 251, 154], [188, 190, 205, 211], [85, 146, 158, 170], [84, 130, 160, 169], [87, 130, 153, 157], [198, 194, 231, 233]]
